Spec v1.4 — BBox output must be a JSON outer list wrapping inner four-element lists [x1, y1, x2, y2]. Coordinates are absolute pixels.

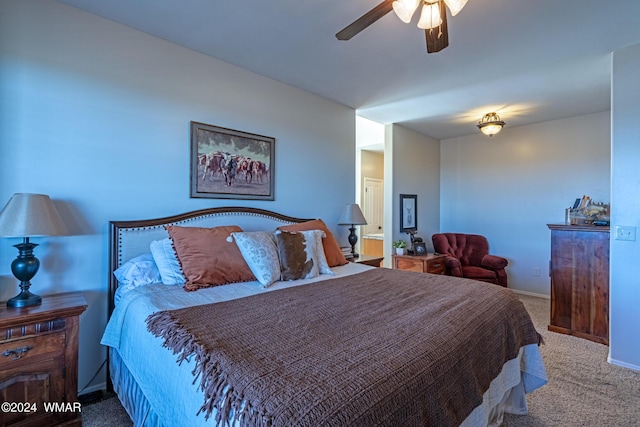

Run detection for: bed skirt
[[108, 344, 545, 427], [110, 348, 163, 427]]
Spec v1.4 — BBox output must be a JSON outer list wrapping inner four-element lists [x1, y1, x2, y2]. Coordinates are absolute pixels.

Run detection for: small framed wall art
[[190, 121, 275, 200], [400, 194, 417, 233]]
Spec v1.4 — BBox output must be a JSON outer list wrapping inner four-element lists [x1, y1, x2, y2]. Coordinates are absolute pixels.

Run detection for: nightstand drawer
[[393, 254, 447, 275], [0, 332, 65, 369], [394, 257, 425, 272], [427, 259, 446, 275]]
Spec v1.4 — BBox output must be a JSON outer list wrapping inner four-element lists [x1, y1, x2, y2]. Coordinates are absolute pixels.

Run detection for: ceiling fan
[[336, 0, 468, 54]]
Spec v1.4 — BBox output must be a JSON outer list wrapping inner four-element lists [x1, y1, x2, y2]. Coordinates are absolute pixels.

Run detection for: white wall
[[389, 124, 441, 255], [440, 112, 610, 296], [0, 0, 355, 393], [610, 44, 640, 371]]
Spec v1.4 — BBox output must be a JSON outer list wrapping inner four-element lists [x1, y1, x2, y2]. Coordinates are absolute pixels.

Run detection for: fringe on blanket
[[146, 311, 272, 427]]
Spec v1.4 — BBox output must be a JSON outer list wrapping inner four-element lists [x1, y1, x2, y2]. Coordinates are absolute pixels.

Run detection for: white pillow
[[114, 253, 161, 287], [113, 253, 162, 303], [150, 238, 185, 285], [230, 231, 281, 288]]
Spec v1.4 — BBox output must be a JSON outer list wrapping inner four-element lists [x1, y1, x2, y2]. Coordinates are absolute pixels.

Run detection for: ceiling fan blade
[[336, 0, 394, 41], [425, 0, 449, 53]]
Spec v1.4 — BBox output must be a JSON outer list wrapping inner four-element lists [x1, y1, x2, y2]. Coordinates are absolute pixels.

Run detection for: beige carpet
[[503, 294, 640, 427], [82, 294, 640, 426]]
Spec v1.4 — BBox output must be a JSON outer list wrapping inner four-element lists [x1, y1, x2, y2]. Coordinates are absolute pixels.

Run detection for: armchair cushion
[[432, 233, 508, 287], [481, 254, 508, 271]]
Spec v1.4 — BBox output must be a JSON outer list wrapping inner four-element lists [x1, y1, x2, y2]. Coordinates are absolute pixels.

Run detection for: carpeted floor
[[82, 294, 640, 426]]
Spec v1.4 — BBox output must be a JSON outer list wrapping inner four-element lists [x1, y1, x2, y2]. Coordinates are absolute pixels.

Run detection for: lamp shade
[[444, 0, 468, 16], [392, 0, 420, 23], [417, 1, 442, 30], [0, 193, 68, 238], [477, 112, 506, 137], [338, 204, 368, 226]]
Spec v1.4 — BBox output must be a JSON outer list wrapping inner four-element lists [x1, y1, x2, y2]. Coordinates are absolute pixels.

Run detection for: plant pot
[[395, 248, 406, 255]]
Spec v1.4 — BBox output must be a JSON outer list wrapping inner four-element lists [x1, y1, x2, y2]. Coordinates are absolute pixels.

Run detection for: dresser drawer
[[0, 332, 65, 370]]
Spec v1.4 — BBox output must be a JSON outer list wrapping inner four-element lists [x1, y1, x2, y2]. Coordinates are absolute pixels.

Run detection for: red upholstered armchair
[[431, 233, 508, 287]]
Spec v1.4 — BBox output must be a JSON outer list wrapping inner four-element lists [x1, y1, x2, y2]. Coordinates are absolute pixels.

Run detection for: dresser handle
[[2, 345, 32, 360], [432, 263, 441, 268]]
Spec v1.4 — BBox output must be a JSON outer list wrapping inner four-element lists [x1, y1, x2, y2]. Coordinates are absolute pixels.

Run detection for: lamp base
[[6, 238, 42, 308], [7, 289, 42, 308], [348, 226, 359, 259]]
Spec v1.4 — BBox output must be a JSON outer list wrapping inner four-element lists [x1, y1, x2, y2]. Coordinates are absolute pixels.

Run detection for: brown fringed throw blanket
[[146, 268, 541, 427]]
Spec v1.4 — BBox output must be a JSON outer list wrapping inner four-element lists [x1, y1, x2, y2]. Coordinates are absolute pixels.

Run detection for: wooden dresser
[[392, 253, 447, 275], [547, 224, 609, 345], [0, 292, 87, 426]]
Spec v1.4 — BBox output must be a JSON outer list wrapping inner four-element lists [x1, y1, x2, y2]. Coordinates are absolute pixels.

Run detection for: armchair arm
[[481, 254, 508, 271], [443, 256, 462, 277]]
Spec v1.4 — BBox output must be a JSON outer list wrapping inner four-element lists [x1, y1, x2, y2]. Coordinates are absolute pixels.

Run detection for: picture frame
[[400, 194, 417, 233], [413, 241, 427, 255], [190, 121, 275, 200]]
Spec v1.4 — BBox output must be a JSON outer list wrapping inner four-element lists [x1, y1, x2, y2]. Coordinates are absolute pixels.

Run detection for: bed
[[101, 207, 547, 427]]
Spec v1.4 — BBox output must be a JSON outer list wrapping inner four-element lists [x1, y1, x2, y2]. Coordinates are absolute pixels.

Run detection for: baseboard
[[511, 289, 550, 299], [607, 357, 640, 372], [79, 382, 107, 399]]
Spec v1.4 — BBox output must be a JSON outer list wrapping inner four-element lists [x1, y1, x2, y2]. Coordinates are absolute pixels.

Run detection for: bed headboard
[[108, 206, 312, 316]]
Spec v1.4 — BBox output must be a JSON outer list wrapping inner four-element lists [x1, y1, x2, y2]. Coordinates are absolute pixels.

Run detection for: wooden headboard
[[108, 206, 312, 316]]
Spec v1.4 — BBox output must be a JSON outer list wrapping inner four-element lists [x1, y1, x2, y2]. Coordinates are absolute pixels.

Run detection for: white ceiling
[[59, 0, 640, 140]]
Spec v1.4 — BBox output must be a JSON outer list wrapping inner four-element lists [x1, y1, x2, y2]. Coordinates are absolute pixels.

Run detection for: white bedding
[[101, 262, 547, 427]]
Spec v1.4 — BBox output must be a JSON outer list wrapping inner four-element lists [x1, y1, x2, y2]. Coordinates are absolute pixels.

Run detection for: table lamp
[[0, 193, 68, 307], [338, 203, 367, 259]]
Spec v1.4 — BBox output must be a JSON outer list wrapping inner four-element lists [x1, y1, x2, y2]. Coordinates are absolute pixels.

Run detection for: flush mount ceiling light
[[336, 0, 469, 54], [477, 112, 506, 137]]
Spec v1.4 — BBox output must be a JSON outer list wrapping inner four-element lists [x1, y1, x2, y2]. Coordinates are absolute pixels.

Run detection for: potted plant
[[392, 239, 407, 255]]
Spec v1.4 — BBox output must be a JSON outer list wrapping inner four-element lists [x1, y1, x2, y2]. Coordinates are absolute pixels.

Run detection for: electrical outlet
[[533, 267, 540, 276], [615, 225, 636, 241]]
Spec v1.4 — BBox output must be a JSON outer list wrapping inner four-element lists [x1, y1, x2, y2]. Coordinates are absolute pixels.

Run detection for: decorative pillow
[[230, 231, 281, 288], [277, 219, 348, 267], [150, 238, 186, 285], [166, 225, 255, 291], [114, 253, 162, 288], [274, 230, 321, 281]]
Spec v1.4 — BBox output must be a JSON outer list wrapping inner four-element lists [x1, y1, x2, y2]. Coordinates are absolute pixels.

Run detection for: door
[[363, 177, 383, 235]]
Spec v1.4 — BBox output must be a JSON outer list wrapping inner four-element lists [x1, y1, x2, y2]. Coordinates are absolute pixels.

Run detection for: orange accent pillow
[[277, 219, 348, 267], [166, 225, 255, 291]]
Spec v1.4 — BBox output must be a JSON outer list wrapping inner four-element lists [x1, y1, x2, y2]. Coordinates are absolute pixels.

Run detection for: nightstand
[[0, 292, 87, 427], [351, 254, 384, 267], [392, 253, 447, 275]]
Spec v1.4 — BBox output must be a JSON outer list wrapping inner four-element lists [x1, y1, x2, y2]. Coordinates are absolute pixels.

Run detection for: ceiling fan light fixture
[[443, 0, 468, 16], [392, 0, 420, 24], [417, 1, 442, 30], [477, 112, 506, 137]]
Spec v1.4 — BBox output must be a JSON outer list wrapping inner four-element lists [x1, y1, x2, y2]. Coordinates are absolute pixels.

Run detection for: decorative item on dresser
[[338, 203, 368, 259], [392, 253, 447, 275], [0, 292, 87, 427], [0, 193, 68, 308], [547, 224, 609, 345]]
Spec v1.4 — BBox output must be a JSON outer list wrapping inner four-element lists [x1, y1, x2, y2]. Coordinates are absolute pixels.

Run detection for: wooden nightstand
[[0, 292, 87, 427], [351, 254, 384, 267], [392, 253, 447, 275]]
